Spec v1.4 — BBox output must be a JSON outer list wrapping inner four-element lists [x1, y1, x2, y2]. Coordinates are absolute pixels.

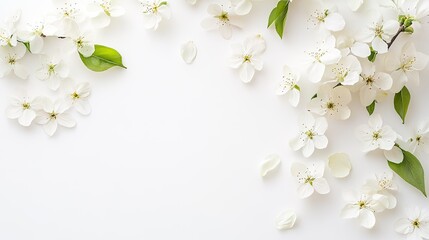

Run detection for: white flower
[[139, 0, 171, 30], [326, 55, 362, 85], [304, 35, 342, 83], [336, 35, 371, 58], [0, 10, 21, 47], [395, 207, 429, 240], [68, 30, 95, 57], [35, 98, 76, 136], [290, 161, 330, 198], [407, 122, 429, 154], [276, 65, 301, 107], [47, 1, 85, 34], [386, 42, 429, 93], [259, 154, 281, 177], [356, 114, 398, 152], [340, 191, 386, 229], [308, 85, 352, 120], [348, 0, 364, 11], [87, 0, 125, 28], [384, 0, 429, 30], [201, 3, 238, 40], [276, 210, 297, 230], [290, 112, 328, 158], [362, 172, 397, 210], [358, 16, 399, 54], [64, 82, 92, 115], [327, 152, 352, 178], [355, 60, 392, 107], [35, 55, 69, 91], [0, 44, 28, 79], [17, 21, 57, 54], [231, 0, 262, 15], [6, 96, 43, 127], [308, 7, 345, 32], [229, 35, 265, 83]]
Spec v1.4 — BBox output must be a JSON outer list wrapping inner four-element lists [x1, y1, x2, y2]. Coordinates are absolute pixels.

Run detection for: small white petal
[[18, 109, 36, 127], [359, 209, 376, 229], [327, 153, 352, 178], [313, 178, 330, 194], [276, 210, 297, 230], [384, 146, 404, 164], [239, 62, 255, 83], [259, 154, 281, 177], [340, 204, 360, 219], [181, 41, 197, 64]]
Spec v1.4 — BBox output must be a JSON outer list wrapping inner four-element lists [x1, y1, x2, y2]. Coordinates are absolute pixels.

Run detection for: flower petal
[[297, 183, 314, 198], [359, 209, 376, 229], [327, 152, 352, 178], [181, 41, 197, 64], [259, 154, 281, 177], [239, 62, 255, 83], [313, 178, 330, 194], [276, 210, 297, 230], [18, 109, 36, 127]]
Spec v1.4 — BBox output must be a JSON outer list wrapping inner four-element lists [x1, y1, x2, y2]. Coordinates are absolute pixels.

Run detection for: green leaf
[[22, 42, 31, 53], [267, 0, 290, 39], [394, 86, 411, 124], [388, 148, 426, 197], [366, 101, 376, 115], [79, 44, 127, 72], [368, 48, 378, 62]]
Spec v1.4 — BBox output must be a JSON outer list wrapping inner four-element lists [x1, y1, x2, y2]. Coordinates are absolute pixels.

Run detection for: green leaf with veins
[[388, 147, 426, 197], [394, 86, 410, 124], [366, 101, 376, 115], [268, 0, 290, 39], [79, 45, 127, 72]]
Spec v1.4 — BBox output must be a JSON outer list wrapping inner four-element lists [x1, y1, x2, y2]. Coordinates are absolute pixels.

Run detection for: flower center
[[50, 112, 58, 120], [22, 102, 30, 110], [75, 37, 85, 48], [308, 49, 327, 63], [412, 219, 420, 228], [304, 176, 315, 185], [305, 130, 315, 140], [243, 55, 252, 63], [326, 102, 335, 110], [357, 200, 367, 209], [364, 75, 374, 86], [100, 0, 112, 16], [400, 55, 416, 71], [217, 12, 229, 23], [374, 24, 384, 38], [72, 92, 80, 100], [372, 131, 381, 140], [8, 57, 16, 65], [416, 135, 422, 143], [48, 64, 56, 75]]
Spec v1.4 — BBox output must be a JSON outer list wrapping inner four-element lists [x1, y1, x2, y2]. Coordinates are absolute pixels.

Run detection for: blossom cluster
[[1, 0, 125, 135]]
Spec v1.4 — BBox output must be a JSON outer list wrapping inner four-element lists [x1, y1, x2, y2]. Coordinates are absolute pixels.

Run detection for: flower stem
[[387, 25, 406, 49]]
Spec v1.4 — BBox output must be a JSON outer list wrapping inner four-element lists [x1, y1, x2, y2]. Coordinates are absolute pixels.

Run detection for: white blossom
[[35, 98, 76, 136], [64, 82, 92, 115], [290, 112, 328, 158], [358, 16, 399, 54], [395, 207, 429, 240], [356, 60, 393, 107], [35, 55, 69, 91], [362, 172, 397, 210], [6, 96, 43, 127], [290, 161, 330, 198], [386, 42, 429, 93], [407, 122, 429, 154], [68, 30, 95, 57], [47, 1, 85, 34], [326, 55, 362, 85], [87, 0, 125, 28], [304, 35, 342, 83], [348, 0, 364, 11], [0, 44, 28, 79], [308, 85, 352, 120], [139, 0, 171, 30], [276, 65, 301, 107], [356, 114, 398, 152], [17, 21, 57, 54], [201, 3, 238, 40], [340, 191, 386, 229], [229, 35, 265, 83], [0, 10, 21, 47], [336, 35, 371, 58], [308, 7, 345, 32]]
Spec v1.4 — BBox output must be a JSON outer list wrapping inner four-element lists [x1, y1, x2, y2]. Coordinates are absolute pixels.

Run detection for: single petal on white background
[[181, 41, 197, 64], [276, 210, 296, 230], [259, 154, 281, 177], [328, 153, 352, 178]]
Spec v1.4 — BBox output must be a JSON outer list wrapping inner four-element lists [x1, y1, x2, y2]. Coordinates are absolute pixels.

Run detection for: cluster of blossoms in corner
[[1, 0, 125, 136]]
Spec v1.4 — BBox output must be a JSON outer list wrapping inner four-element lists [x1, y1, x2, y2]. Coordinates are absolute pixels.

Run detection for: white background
[[0, 0, 429, 239]]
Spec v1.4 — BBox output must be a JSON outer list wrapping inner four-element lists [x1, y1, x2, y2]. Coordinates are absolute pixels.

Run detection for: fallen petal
[[276, 210, 297, 230], [181, 41, 197, 64], [260, 154, 281, 177], [327, 153, 352, 178]]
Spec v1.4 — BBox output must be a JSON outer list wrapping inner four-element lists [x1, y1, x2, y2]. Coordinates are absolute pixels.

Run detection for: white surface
[[0, 0, 428, 239]]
